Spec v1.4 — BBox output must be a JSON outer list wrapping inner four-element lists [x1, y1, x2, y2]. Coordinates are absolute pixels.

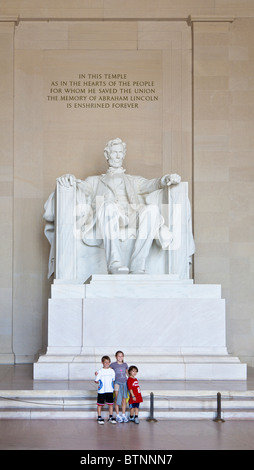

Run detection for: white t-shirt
[[96, 367, 115, 394]]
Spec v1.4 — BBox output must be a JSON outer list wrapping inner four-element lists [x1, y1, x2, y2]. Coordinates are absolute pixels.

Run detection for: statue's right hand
[[57, 174, 77, 187]]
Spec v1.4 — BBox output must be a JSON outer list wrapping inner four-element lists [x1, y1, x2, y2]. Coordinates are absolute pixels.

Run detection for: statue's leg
[[130, 204, 161, 274], [97, 201, 129, 274]]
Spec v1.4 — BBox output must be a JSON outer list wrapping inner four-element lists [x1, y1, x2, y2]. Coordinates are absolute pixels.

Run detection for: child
[[110, 351, 129, 423], [94, 355, 116, 425], [127, 365, 143, 424]]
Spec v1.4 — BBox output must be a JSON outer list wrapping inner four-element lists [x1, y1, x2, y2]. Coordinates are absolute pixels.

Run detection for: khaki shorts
[[114, 383, 120, 392]]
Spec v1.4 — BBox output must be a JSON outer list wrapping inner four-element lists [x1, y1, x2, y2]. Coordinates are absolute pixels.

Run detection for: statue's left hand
[[161, 173, 181, 186]]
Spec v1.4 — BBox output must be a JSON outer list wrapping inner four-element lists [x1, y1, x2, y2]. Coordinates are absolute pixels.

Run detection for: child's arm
[[129, 388, 136, 401], [94, 370, 100, 384]]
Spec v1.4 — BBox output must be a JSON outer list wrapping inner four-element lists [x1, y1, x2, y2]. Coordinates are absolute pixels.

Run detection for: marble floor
[[1, 417, 254, 451], [0, 364, 254, 450]]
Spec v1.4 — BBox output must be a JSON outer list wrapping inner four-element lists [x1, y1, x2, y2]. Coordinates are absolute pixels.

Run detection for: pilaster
[[0, 17, 17, 363]]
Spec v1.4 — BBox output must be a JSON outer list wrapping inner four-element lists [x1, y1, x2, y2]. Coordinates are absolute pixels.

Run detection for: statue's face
[[107, 143, 125, 168]]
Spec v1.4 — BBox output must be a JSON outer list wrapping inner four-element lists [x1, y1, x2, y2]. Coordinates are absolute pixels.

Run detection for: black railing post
[[146, 392, 157, 422], [213, 392, 225, 422]]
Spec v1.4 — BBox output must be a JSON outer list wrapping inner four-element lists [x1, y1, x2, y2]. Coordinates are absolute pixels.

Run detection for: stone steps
[[0, 389, 254, 420]]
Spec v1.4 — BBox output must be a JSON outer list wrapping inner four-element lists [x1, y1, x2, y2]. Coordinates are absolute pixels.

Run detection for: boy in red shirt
[[127, 365, 143, 424]]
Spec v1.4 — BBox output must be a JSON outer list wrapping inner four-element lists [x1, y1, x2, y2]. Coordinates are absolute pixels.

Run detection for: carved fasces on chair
[[55, 180, 77, 280], [167, 182, 194, 279]]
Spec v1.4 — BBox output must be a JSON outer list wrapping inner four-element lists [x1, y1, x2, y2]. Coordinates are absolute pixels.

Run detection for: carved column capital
[[188, 15, 235, 25], [0, 15, 19, 25]]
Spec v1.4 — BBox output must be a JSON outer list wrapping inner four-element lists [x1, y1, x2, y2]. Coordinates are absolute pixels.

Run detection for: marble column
[[0, 17, 18, 363]]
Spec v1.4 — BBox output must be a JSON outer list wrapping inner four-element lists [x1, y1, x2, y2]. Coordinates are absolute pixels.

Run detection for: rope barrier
[[0, 395, 95, 407], [0, 391, 250, 420]]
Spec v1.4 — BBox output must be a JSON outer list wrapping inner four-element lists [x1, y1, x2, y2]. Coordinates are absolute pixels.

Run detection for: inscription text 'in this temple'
[[46, 73, 159, 109]]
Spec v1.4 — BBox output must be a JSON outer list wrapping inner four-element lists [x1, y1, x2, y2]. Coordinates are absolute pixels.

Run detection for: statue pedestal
[[33, 275, 247, 381]]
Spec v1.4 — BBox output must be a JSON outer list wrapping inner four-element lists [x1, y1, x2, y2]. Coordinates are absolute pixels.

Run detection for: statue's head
[[104, 138, 126, 168]]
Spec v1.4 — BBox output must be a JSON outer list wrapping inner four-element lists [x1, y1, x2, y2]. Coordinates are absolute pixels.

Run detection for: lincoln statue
[[44, 138, 194, 277]]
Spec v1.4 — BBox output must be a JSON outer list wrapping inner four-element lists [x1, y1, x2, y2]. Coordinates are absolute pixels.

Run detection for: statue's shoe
[[130, 270, 145, 274], [109, 265, 129, 274]]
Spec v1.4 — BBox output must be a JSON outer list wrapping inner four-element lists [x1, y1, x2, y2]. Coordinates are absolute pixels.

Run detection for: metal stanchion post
[[146, 392, 157, 422], [213, 392, 225, 422]]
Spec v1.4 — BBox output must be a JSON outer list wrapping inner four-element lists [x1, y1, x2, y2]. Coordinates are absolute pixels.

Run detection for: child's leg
[[97, 394, 103, 418], [121, 397, 126, 414], [129, 404, 134, 420], [115, 397, 119, 414], [114, 387, 120, 414], [97, 405, 104, 424], [108, 400, 116, 423], [114, 387, 123, 421], [121, 397, 129, 422], [134, 404, 140, 423], [101, 393, 115, 423]]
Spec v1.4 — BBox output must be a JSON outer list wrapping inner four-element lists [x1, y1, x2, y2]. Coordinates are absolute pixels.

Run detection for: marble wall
[[193, 17, 254, 366], [0, 22, 15, 364], [0, 1, 253, 366]]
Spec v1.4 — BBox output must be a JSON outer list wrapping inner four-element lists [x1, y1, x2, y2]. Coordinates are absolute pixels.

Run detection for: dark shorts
[[129, 402, 140, 408], [97, 392, 114, 406]]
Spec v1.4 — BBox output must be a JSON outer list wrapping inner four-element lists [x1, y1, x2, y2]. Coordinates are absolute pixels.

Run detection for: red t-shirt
[[127, 377, 143, 404]]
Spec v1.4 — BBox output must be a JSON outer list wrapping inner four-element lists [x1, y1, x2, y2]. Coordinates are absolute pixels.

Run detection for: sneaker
[[97, 418, 104, 425], [122, 414, 129, 423], [129, 416, 135, 422], [108, 417, 116, 424], [134, 416, 139, 424], [116, 415, 123, 423]]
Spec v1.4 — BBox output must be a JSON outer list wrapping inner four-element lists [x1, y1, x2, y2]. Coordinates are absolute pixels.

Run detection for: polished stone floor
[[0, 364, 254, 450], [1, 417, 254, 450]]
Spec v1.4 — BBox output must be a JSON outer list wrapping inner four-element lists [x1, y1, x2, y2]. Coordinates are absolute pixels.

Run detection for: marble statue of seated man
[[57, 137, 181, 275]]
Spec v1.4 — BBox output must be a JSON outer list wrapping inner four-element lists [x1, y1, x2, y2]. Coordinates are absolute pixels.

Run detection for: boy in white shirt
[[95, 356, 116, 424]]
